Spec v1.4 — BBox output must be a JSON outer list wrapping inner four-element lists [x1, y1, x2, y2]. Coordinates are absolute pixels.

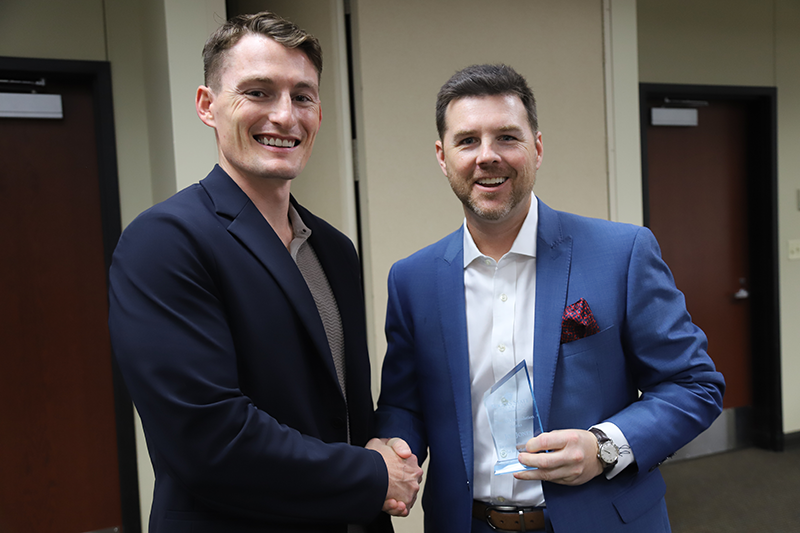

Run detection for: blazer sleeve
[[108, 207, 388, 525], [608, 226, 725, 471], [374, 263, 429, 462]]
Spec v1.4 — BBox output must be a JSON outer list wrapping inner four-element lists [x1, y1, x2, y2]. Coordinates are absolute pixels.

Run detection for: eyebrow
[[238, 76, 319, 92], [450, 125, 525, 140]]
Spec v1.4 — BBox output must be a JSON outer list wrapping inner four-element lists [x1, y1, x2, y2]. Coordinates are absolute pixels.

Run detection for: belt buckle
[[485, 504, 529, 532]]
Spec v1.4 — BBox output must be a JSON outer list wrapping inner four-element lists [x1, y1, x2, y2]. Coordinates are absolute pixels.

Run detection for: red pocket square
[[561, 298, 600, 344]]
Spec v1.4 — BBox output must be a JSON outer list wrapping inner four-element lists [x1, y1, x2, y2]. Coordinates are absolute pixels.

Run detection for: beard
[[448, 172, 534, 222]]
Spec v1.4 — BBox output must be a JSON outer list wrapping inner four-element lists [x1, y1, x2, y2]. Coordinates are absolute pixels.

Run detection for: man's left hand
[[513, 429, 602, 486]]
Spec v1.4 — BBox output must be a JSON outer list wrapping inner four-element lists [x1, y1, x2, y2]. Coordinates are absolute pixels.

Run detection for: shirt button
[[500, 293, 508, 302], [498, 344, 506, 352], [500, 450, 508, 459], [498, 496, 506, 503], [484, 259, 492, 266]]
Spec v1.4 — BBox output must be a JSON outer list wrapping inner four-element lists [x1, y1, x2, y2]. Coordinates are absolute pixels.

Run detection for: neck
[[466, 218, 523, 262], [466, 197, 531, 261]]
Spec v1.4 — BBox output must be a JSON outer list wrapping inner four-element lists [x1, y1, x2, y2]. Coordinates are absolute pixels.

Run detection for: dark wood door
[[0, 76, 123, 532], [647, 100, 751, 409]]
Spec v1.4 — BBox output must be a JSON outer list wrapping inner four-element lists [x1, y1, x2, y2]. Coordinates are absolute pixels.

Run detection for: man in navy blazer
[[375, 64, 724, 532], [109, 12, 421, 533]]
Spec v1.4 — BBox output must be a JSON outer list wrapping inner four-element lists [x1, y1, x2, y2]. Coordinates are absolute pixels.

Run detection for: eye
[[245, 90, 266, 98], [458, 137, 477, 146], [293, 93, 318, 105], [499, 134, 518, 142]]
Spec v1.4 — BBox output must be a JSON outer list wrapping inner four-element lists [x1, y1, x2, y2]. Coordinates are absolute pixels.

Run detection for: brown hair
[[202, 11, 323, 89], [435, 64, 538, 139]]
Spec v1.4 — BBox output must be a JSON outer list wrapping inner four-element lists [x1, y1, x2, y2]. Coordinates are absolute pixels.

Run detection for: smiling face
[[196, 33, 322, 189], [436, 94, 543, 230]]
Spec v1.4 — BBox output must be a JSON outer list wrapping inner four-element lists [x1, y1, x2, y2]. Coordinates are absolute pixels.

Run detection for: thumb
[[387, 437, 413, 459]]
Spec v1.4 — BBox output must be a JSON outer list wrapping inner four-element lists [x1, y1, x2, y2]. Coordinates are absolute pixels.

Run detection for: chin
[[257, 164, 302, 181]]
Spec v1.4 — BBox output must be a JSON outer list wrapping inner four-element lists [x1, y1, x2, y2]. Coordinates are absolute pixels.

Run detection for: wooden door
[[0, 74, 123, 532], [646, 100, 751, 409]]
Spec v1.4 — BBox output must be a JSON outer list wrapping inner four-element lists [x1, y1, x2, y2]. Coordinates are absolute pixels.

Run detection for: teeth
[[257, 136, 296, 148], [477, 177, 506, 186]]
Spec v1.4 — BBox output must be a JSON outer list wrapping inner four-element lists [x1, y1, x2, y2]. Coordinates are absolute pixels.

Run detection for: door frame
[[639, 83, 783, 452], [0, 55, 141, 532]]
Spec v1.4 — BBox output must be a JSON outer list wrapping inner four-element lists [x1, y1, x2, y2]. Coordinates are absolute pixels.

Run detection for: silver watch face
[[599, 442, 618, 464]]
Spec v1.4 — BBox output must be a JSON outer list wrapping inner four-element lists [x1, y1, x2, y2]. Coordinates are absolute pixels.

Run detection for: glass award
[[482, 360, 543, 475]]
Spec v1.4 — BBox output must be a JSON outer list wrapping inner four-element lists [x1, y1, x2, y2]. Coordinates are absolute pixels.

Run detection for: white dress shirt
[[464, 194, 633, 507]]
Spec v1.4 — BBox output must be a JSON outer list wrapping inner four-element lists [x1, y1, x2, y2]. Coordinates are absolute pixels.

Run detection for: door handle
[[733, 277, 749, 300]]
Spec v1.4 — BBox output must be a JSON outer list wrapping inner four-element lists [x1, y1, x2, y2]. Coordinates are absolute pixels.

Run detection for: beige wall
[[0, 0, 106, 61], [775, 1, 800, 435], [638, 0, 775, 87], [604, 0, 644, 226], [637, 0, 800, 435]]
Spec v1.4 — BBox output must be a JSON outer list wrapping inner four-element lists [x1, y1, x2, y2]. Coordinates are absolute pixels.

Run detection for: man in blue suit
[[375, 64, 725, 532], [108, 12, 421, 533]]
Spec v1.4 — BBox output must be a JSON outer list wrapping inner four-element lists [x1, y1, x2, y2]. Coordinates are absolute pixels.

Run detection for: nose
[[269, 93, 295, 128], [476, 140, 500, 165]]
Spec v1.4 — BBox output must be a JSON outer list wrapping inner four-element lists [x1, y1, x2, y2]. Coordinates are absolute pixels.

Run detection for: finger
[[365, 437, 383, 450], [513, 469, 541, 481], [528, 430, 576, 453], [407, 494, 417, 510], [382, 499, 408, 516], [525, 434, 551, 453], [525, 432, 554, 453], [387, 437, 413, 458]]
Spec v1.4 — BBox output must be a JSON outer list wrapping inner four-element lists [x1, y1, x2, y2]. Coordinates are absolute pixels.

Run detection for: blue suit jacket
[[109, 166, 391, 532], [376, 199, 724, 532]]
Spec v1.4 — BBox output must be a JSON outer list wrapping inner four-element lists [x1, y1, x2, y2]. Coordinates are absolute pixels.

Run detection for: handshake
[[366, 437, 424, 517]]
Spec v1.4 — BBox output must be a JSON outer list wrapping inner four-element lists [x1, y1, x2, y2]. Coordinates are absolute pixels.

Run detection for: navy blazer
[[376, 199, 724, 532], [109, 166, 391, 532]]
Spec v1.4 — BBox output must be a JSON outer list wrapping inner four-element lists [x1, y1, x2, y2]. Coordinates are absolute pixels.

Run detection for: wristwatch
[[589, 427, 619, 472]]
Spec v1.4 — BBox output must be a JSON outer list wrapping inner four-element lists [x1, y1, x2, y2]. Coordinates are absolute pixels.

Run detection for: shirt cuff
[[592, 422, 634, 479]]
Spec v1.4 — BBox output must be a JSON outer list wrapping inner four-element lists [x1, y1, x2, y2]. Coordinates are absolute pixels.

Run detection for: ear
[[534, 130, 544, 170], [196, 85, 216, 128], [435, 140, 448, 177]]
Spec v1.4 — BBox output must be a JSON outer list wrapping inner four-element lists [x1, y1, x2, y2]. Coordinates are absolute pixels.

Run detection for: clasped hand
[[366, 437, 423, 517], [513, 429, 603, 486]]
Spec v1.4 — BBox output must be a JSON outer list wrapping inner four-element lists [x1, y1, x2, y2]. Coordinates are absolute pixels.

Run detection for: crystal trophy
[[482, 360, 543, 475]]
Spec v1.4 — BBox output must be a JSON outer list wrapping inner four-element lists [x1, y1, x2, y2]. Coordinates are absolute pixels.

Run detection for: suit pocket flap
[[613, 469, 666, 523], [560, 324, 616, 358]]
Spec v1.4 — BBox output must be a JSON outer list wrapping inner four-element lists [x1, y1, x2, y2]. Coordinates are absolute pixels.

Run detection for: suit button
[[332, 417, 346, 429]]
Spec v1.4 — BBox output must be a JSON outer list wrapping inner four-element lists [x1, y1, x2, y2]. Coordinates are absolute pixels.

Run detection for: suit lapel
[[200, 167, 336, 384], [438, 228, 474, 481], [533, 201, 572, 432]]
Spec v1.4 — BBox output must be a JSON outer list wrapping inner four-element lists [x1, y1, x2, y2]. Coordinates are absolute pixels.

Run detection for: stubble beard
[[450, 173, 533, 222]]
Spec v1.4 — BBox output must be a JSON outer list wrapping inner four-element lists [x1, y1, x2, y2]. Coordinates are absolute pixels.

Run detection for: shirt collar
[[463, 193, 539, 268], [288, 204, 312, 260]]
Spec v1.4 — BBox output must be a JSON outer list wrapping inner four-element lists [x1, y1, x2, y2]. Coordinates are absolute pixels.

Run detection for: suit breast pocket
[[560, 324, 617, 358], [551, 325, 626, 428]]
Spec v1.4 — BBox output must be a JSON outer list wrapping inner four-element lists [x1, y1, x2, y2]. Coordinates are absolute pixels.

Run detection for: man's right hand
[[366, 437, 423, 517]]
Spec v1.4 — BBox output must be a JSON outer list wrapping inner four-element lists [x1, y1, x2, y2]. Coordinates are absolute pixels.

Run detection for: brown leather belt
[[473, 500, 546, 531]]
